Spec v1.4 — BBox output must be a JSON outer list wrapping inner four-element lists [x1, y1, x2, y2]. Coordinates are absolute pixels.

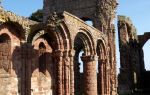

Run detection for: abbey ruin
[[0, 0, 150, 95], [118, 16, 150, 94], [0, 0, 117, 95]]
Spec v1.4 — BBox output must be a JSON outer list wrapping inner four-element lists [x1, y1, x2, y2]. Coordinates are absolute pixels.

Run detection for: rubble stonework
[[0, 0, 117, 95], [43, 0, 117, 31]]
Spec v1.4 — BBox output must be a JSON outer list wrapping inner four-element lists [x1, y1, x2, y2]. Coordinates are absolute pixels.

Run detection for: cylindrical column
[[69, 50, 75, 95], [81, 55, 98, 95]]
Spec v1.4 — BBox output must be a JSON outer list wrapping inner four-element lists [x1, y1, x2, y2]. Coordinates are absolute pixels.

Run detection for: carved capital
[[69, 49, 75, 57], [81, 55, 98, 62], [45, 12, 64, 31], [53, 50, 63, 57], [98, 59, 107, 64]]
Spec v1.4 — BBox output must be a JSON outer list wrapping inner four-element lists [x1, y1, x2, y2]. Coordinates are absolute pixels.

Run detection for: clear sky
[[1, 0, 150, 71], [1, 0, 43, 17]]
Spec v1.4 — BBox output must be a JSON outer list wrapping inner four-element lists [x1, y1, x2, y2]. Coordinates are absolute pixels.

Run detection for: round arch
[[140, 32, 150, 47], [27, 20, 72, 95], [0, 21, 24, 95], [27, 23, 45, 43], [73, 30, 95, 94], [97, 39, 107, 59], [28, 21, 71, 51], [138, 32, 150, 71], [96, 39, 107, 95], [0, 33, 11, 72], [77, 28, 95, 55], [0, 21, 25, 40]]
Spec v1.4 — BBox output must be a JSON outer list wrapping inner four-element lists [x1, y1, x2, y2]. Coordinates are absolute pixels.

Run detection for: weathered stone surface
[[0, 0, 117, 95], [118, 15, 150, 94]]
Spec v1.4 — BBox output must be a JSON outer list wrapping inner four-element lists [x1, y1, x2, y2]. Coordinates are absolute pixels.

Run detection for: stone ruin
[[0, 0, 118, 95], [118, 15, 150, 94]]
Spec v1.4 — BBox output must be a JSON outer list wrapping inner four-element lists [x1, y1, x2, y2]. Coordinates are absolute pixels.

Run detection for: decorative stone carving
[[96, 0, 118, 30], [45, 12, 64, 31], [81, 55, 98, 62]]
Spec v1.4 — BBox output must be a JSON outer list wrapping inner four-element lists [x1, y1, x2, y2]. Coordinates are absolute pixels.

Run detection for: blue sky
[[1, 0, 43, 17], [1, 0, 150, 71]]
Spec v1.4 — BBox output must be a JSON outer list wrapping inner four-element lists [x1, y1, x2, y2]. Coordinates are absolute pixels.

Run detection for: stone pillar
[[21, 43, 34, 95], [106, 59, 110, 95], [21, 44, 29, 95], [69, 50, 75, 95], [98, 59, 106, 95], [81, 55, 97, 95], [63, 50, 70, 95], [53, 50, 63, 95]]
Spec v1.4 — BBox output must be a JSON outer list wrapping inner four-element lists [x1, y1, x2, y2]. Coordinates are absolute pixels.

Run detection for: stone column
[[53, 50, 63, 95], [20, 44, 26, 95], [21, 43, 35, 95], [63, 50, 70, 95], [98, 59, 106, 95], [81, 55, 98, 95], [69, 50, 75, 95], [106, 59, 110, 95]]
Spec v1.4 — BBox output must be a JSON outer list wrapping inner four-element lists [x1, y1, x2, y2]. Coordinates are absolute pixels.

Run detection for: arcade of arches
[[1, 0, 150, 95], [0, 0, 118, 95]]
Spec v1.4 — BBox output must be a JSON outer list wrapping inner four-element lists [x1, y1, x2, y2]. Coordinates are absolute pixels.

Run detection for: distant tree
[[0, 0, 2, 5], [29, 9, 43, 22]]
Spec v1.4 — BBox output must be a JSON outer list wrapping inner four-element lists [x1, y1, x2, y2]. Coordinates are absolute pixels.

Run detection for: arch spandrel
[[27, 23, 45, 43], [61, 12, 107, 52]]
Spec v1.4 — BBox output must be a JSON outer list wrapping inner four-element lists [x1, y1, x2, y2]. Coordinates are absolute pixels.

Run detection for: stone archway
[[96, 39, 107, 95], [139, 32, 150, 71], [0, 22, 24, 95], [28, 30, 59, 95], [74, 31, 97, 95], [27, 18, 72, 95], [31, 38, 54, 95], [0, 34, 11, 73], [0, 34, 11, 94]]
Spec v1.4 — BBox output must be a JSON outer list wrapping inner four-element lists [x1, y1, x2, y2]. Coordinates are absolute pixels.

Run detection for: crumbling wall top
[[0, 7, 38, 29], [118, 15, 134, 27], [118, 15, 138, 41]]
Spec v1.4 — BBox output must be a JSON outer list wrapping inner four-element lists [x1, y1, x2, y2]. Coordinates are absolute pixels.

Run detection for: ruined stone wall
[[118, 16, 143, 94], [0, 34, 12, 95], [43, 0, 117, 31], [0, 23, 23, 95], [0, 2, 117, 95], [32, 38, 54, 95], [138, 32, 150, 92]]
